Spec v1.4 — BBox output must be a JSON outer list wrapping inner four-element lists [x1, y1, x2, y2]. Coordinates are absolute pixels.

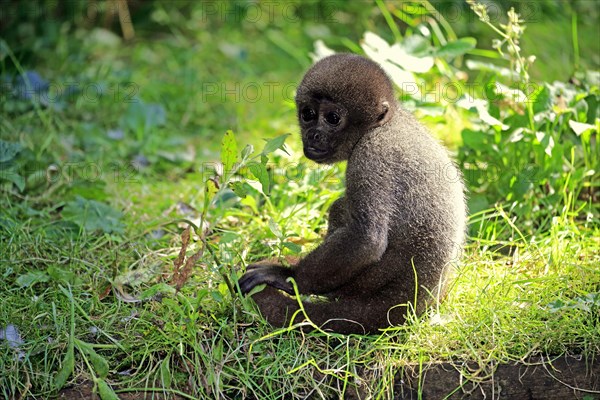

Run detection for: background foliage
[[0, 0, 598, 398]]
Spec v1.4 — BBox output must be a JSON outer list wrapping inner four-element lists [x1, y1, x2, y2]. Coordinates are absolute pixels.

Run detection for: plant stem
[[571, 13, 580, 71]]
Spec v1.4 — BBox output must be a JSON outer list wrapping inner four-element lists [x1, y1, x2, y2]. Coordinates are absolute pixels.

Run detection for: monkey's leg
[[251, 286, 409, 335]]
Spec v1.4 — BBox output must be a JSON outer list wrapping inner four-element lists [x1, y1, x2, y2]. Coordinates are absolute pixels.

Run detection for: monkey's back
[[348, 106, 466, 301]]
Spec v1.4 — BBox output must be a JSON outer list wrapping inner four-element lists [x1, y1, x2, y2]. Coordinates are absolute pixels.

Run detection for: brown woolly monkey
[[239, 54, 467, 334]]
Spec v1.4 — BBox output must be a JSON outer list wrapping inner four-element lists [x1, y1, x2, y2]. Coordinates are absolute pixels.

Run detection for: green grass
[[1, 1, 599, 399], [1, 191, 597, 398]]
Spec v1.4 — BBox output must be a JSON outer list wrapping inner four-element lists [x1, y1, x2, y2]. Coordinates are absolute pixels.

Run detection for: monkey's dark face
[[297, 97, 350, 163], [295, 54, 397, 163]]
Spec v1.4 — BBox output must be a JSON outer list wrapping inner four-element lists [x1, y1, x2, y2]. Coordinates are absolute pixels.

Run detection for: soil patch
[[395, 355, 599, 399]]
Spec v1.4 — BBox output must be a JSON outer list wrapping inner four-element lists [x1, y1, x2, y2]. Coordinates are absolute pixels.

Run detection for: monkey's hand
[[238, 264, 295, 295]]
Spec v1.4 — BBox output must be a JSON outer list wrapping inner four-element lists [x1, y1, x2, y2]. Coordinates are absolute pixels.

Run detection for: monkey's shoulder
[[350, 124, 445, 171]]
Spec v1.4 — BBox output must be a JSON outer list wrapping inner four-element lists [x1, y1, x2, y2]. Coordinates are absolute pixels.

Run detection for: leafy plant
[[169, 130, 292, 298], [120, 100, 167, 143], [61, 196, 125, 234], [0, 140, 25, 192], [467, 0, 536, 84], [548, 292, 600, 313], [53, 286, 118, 399], [457, 3, 599, 231]]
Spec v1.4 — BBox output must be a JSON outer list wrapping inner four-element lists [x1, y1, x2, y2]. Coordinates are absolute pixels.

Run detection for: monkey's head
[[295, 54, 396, 163]]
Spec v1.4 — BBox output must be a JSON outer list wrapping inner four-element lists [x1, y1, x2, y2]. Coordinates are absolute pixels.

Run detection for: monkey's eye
[[301, 107, 317, 122], [325, 111, 341, 126]]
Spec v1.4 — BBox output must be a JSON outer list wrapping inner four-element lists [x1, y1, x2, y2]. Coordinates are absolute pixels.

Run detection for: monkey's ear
[[376, 101, 392, 126]]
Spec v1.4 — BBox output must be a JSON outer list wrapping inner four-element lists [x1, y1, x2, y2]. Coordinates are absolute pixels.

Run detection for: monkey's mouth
[[304, 146, 331, 161]]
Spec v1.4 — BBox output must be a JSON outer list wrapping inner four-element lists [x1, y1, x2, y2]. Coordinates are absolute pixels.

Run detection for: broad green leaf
[[139, 283, 176, 300], [54, 341, 75, 389], [248, 162, 270, 194], [241, 144, 254, 161], [402, 34, 431, 57], [511, 173, 532, 199], [47, 266, 76, 284], [240, 195, 258, 214], [530, 85, 552, 114], [162, 298, 185, 319], [26, 169, 49, 189], [96, 378, 119, 400], [457, 97, 508, 129], [61, 197, 124, 234], [461, 129, 488, 152], [494, 82, 527, 103], [283, 241, 302, 254], [218, 282, 229, 298], [548, 299, 566, 312], [144, 103, 167, 129], [203, 178, 219, 212], [0, 168, 25, 192], [231, 181, 251, 198], [121, 101, 166, 133], [467, 195, 490, 216], [584, 94, 598, 122], [16, 270, 50, 287], [465, 60, 511, 77], [210, 290, 223, 302], [74, 338, 109, 378], [246, 283, 267, 297], [435, 37, 477, 58], [0, 140, 22, 163], [268, 218, 282, 238], [221, 130, 238, 176], [160, 358, 172, 387], [261, 133, 291, 156], [55, 286, 76, 390], [67, 180, 108, 202]]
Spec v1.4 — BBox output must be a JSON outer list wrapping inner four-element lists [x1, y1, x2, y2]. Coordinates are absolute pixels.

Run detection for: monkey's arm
[[294, 220, 388, 294], [239, 191, 387, 297], [326, 196, 348, 235], [294, 161, 391, 294]]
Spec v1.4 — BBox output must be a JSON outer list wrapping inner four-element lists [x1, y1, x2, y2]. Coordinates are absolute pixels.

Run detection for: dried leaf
[[175, 247, 205, 291], [173, 227, 191, 276]]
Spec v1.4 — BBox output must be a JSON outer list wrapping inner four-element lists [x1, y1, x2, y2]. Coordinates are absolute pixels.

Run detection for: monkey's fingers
[[238, 271, 258, 295], [246, 262, 281, 271], [265, 277, 294, 295], [238, 269, 294, 296], [238, 264, 279, 294]]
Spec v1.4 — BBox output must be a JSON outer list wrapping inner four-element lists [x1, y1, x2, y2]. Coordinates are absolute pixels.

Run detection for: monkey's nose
[[308, 131, 322, 142]]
